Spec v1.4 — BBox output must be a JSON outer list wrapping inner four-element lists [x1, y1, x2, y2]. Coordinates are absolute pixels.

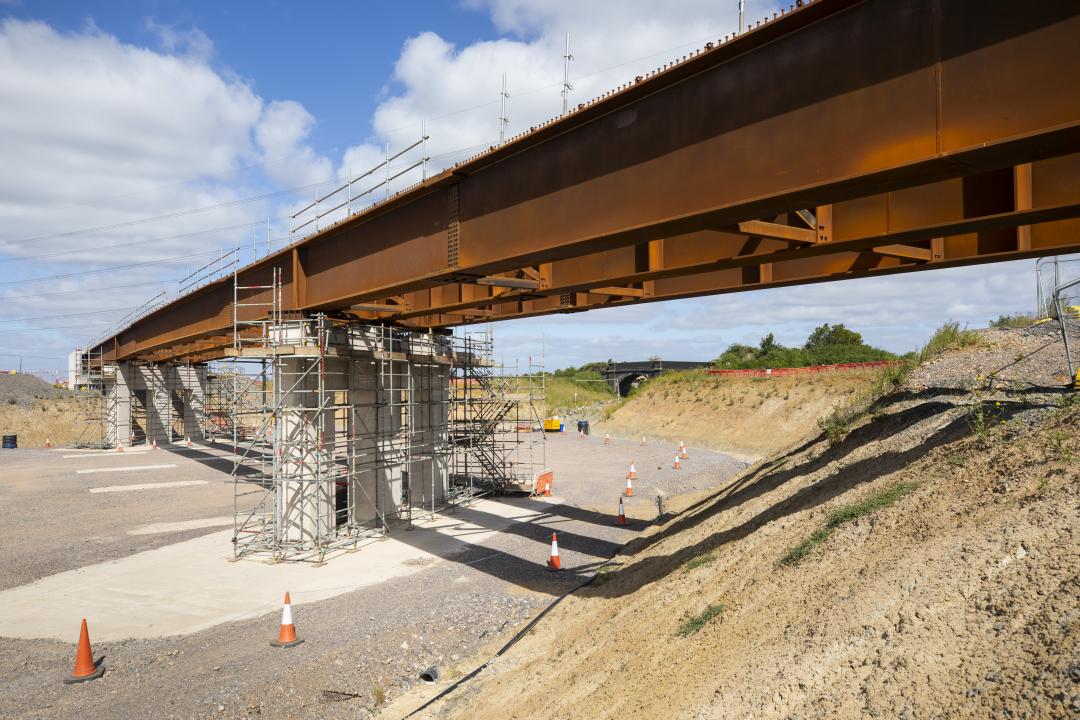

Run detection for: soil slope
[[399, 327, 1079, 720], [0, 374, 81, 447], [598, 370, 877, 461]]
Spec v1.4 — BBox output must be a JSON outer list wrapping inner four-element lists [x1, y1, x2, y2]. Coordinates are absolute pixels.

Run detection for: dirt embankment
[[0, 374, 82, 447], [597, 370, 877, 461], [394, 327, 1080, 720]]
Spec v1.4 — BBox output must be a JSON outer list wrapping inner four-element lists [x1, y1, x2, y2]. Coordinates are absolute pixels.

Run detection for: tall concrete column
[[277, 356, 335, 547], [108, 363, 133, 447]]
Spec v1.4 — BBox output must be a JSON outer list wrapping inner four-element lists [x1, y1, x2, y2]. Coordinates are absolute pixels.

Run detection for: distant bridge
[[602, 360, 713, 396]]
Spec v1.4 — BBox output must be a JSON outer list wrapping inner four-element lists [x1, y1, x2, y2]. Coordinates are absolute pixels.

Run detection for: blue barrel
[[2, 434, 16, 449]]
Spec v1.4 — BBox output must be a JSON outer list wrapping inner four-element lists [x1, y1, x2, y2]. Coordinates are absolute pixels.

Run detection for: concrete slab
[[0, 497, 555, 641]]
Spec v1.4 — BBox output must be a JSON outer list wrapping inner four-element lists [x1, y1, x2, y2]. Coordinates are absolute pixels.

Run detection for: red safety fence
[[705, 360, 898, 378]]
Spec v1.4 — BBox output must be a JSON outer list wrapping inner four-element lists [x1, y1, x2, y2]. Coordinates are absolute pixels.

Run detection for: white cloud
[[0, 18, 311, 360], [255, 100, 333, 189]]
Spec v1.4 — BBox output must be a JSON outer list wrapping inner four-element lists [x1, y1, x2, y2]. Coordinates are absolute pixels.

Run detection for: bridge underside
[[94, 0, 1080, 364]]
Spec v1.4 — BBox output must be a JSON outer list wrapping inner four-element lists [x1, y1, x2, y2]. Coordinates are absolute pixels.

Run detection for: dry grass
[[0, 398, 86, 447]]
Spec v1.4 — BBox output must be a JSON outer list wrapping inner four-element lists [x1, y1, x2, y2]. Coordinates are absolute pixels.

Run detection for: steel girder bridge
[[91, 0, 1080, 364]]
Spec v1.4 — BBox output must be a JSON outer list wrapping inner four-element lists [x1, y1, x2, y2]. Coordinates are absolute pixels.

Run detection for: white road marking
[[89, 480, 207, 493], [128, 516, 234, 535], [64, 452, 148, 458], [77, 464, 178, 475]]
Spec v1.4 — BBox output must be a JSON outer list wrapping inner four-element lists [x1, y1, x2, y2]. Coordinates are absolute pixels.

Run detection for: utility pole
[[499, 73, 510, 144], [561, 33, 574, 115], [739, 0, 745, 33]]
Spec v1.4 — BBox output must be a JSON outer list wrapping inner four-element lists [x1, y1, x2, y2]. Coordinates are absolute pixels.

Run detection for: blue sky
[[0, 1, 1070, 377]]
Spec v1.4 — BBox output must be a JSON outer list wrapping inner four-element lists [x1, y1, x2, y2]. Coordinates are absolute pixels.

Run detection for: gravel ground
[[0, 445, 237, 591], [0, 434, 745, 719], [0, 373, 71, 409], [906, 322, 1079, 391], [543, 429, 748, 517]]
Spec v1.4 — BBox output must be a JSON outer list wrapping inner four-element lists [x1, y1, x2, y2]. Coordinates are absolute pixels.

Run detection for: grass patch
[[683, 552, 717, 571], [676, 603, 725, 637], [919, 321, 981, 361], [542, 375, 615, 414], [989, 313, 1039, 329], [779, 482, 919, 566]]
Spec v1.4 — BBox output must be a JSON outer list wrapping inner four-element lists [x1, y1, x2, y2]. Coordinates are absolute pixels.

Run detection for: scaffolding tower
[[222, 271, 544, 563], [73, 346, 113, 448]]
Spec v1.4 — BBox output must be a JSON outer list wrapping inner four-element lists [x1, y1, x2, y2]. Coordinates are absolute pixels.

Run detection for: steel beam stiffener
[[96, 0, 1080, 363]]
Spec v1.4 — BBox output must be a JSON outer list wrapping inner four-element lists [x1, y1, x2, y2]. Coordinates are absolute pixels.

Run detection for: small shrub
[[370, 679, 386, 706], [676, 603, 725, 637], [919, 322, 981, 361], [989, 313, 1038, 329]]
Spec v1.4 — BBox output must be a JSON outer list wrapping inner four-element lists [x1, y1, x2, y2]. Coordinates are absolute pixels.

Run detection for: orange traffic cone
[[64, 619, 104, 684], [151, 438, 158, 450], [185, 436, 193, 448], [270, 592, 303, 647], [628, 461, 636, 480], [547, 533, 561, 570], [625, 475, 634, 497], [116, 444, 123, 452], [674, 454, 681, 470], [680, 442, 688, 460], [640, 435, 647, 447], [616, 496, 627, 525], [44, 437, 52, 448], [604, 433, 610, 445]]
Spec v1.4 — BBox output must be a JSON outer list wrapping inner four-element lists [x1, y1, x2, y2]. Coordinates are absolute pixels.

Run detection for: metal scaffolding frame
[[448, 327, 546, 499], [223, 271, 545, 563], [73, 346, 113, 449]]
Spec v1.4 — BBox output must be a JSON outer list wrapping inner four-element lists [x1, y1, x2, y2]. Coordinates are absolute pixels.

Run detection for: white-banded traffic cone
[[680, 441, 688, 460], [270, 592, 303, 647], [116, 444, 123, 453], [616, 496, 627, 526], [604, 433, 610, 445], [44, 437, 52, 448], [625, 475, 634, 497], [640, 435, 647, 447], [185, 436, 193, 448], [547, 533, 561, 570], [628, 461, 637, 480], [151, 438, 158, 450], [673, 453, 681, 470]]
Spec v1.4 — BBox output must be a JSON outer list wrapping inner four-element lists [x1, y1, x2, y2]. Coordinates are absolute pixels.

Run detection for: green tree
[[804, 323, 862, 350]]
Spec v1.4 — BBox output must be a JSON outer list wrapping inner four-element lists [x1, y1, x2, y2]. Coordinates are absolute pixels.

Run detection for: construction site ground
[[385, 323, 1080, 720], [0, 428, 742, 719]]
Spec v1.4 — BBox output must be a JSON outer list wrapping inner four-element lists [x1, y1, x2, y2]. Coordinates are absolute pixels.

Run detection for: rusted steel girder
[[95, 0, 1080, 363]]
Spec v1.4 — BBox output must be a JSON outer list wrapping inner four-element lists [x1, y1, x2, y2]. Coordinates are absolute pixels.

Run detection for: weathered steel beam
[[737, 220, 817, 244], [95, 0, 1080, 362]]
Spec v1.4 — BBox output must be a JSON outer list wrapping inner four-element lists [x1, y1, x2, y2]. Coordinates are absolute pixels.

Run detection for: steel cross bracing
[[90, 0, 1080, 365]]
